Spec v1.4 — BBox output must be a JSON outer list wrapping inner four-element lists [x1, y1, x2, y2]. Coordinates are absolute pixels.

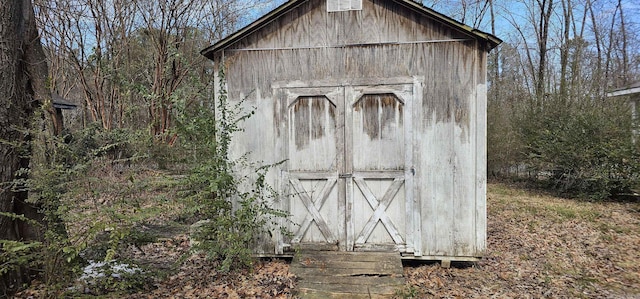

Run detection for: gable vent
[[327, 0, 362, 12]]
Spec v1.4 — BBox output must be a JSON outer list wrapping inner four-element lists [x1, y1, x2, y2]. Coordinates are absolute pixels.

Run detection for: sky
[[245, 0, 639, 48]]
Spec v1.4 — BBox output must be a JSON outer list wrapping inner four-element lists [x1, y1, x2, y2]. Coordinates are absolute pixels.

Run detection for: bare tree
[[422, 0, 490, 28], [35, 0, 275, 141], [616, 0, 629, 85], [531, 0, 554, 102]]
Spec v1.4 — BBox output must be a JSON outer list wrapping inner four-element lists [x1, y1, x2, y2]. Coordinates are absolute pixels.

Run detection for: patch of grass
[[498, 187, 605, 223], [578, 209, 602, 222], [598, 223, 630, 234], [576, 275, 599, 285], [519, 253, 531, 261], [520, 205, 541, 215], [549, 205, 577, 219], [489, 184, 519, 196], [526, 220, 538, 233], [395, 285, 419, 298]]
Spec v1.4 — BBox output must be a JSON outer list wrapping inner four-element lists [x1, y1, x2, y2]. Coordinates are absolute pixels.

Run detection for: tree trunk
[[559, 0, 572, 102], [0, 0, 49, 292], [587, 0, 603, 96], [617, 0, 628, 85], [535, 0, 554, 103]]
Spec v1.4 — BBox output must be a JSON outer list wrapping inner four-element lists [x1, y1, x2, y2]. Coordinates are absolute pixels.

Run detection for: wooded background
[[34, 0, 639, 132], [34, 0, 639, 197]]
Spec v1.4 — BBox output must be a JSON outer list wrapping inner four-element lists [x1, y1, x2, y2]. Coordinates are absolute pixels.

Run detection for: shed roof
[[607, 81, 640, 98], [201, 0, 501, 60], [52, 94, 77, 110]]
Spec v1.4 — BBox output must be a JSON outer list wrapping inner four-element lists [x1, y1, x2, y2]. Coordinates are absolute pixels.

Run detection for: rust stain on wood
[[274, 89, 288, 137], [291, 96, 335, 150], [354, 93, 403, 140]]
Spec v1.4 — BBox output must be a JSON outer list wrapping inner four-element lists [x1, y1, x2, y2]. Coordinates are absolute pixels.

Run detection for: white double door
[[281, 83, 415, 252]]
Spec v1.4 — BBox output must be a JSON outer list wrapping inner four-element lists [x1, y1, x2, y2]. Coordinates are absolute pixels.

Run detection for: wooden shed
[[201, 0, 501, 262]]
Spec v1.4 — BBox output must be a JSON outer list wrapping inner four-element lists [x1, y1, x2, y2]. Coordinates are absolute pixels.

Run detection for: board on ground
[[290, 251, 405, 298]]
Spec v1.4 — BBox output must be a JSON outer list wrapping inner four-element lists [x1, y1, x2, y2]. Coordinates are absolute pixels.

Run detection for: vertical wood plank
[[410, 77, 422, 256], [272, 88, 283, 254], [344, 85, 355, 251], [419, 43, 456, 256], [475, 43, 488, 255], [403, 85, 414, 252], [452, 42, 476, 257], [280, 88, 291, 253], [418, 117, 438, 257], [336, 87, 347, 250]]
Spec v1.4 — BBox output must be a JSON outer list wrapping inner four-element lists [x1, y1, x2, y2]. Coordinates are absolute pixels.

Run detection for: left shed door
[[283, 87, 345, 250]]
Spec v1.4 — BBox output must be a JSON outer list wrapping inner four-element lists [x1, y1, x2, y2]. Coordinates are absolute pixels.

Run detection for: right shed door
[[345, 84, 415, 252]]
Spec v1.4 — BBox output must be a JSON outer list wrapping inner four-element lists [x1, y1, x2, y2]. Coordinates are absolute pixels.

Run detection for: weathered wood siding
[[214, 0, 488, 258]]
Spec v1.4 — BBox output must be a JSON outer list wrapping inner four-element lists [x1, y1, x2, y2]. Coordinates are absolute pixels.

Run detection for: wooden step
[[291, 251, 405, 298]]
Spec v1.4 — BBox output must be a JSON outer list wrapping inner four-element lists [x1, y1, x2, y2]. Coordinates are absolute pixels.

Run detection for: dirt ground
[[14, 182, 640, 298], [400, 183, 640, 298]]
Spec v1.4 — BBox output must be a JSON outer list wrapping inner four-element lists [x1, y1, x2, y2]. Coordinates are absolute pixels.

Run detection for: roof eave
[[471, 29, 502, 50], [201, 0, 309, 60], [396, 0, 501, 49], [52, 94, 77, 109], [607, 87, 640, 98], [53, 103, 77, 110]]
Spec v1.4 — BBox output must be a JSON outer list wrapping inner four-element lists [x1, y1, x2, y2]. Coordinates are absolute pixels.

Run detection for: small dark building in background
[[52, 94, 77, 136]]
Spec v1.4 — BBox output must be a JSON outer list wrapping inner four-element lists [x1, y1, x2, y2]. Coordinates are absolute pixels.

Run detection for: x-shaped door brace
[[354, 177, 405, 245], [289, 178, 338, 243]]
